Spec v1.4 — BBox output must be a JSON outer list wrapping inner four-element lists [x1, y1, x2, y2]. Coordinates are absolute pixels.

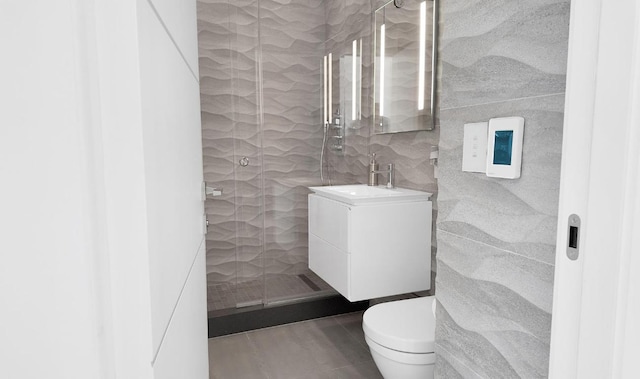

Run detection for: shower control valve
[[239, 157, 250, 167]]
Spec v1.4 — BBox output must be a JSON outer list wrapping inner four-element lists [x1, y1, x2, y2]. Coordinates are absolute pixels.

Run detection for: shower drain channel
[[298, 274, 322, 292]]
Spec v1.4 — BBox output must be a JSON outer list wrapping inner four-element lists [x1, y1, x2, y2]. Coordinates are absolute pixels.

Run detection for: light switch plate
[[462, 122, 488, 173]]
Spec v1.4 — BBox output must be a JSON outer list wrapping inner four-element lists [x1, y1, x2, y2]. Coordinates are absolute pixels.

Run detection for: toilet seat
[[365, 335, 436, 365], [363, 296, 436, 354]]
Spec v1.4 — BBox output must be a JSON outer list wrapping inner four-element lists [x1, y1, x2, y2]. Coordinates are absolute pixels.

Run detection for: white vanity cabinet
[[308, 187, 432, 302]]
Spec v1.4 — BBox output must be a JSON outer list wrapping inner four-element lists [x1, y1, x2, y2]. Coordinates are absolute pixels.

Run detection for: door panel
[[138, 0, 205, 350]]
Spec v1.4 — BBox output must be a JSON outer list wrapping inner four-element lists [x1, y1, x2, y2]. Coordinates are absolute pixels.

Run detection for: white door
[[549, 1, 640, 378], [94, 0, 209, 377]]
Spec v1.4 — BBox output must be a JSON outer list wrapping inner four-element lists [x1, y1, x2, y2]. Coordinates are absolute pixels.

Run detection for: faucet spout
[[371, 163, 395, 188]]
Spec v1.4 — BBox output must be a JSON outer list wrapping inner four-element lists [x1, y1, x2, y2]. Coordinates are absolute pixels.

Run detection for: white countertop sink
[[308, 184, 432, 205]]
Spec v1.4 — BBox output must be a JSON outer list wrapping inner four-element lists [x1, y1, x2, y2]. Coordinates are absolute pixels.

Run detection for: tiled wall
[[260, 0, 325, 283], [435, 0, 570, 377], [199, 0, 441, 311], [198, 0, 262, 297], [198, 0, 325, 309], [323, 0, 371, 187]]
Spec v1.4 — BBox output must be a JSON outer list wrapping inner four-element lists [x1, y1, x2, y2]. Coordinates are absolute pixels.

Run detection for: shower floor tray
[[207, 270, 334, 315]]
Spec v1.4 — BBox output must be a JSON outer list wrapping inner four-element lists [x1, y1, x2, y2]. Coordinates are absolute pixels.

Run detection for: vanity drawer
[[308, 233, 349, 296], [308, 191, 432, 301], [308, 194, 349, 252]]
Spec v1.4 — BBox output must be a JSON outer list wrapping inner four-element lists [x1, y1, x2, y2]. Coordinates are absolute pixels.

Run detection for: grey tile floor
[[208, 311, 383, 379]]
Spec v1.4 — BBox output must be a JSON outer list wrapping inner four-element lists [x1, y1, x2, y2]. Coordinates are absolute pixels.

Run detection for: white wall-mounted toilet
[[363, 296, 436, 378]]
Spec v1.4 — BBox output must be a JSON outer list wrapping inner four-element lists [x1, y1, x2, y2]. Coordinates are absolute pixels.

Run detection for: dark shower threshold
[[207, 295, 369, 338]]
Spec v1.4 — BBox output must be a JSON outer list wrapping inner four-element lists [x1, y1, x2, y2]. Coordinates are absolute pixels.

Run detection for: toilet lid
[[363, 296, 436, 354]]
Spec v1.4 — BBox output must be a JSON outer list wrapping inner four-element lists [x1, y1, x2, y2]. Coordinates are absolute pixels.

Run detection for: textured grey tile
[[435, 343, 483, 379], [199, 0, 264, 307], [436, 300, 521, 379], [435, 257, 551, 378], [437, 94, 564, 264], [315, 359, 383, 379], [198, 0, 329, 312], [325, 0, 370, 42], [208, 333, 269, 379], [248, 325, 324, 378], [369, 128, 439, 193], [333, 311, 367, 348], [438, 230, 554, 318], [260, 0, 325, 53], [322, 2, 373, 188], [288, 316, 372, 371], [439, 0, 570, 109], [208, 315, 379, 378]]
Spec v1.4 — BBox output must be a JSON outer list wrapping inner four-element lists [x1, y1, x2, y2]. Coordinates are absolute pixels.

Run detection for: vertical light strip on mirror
[[418, 1, 427, 111], [359, 38, 363, 120], [329, 53, 333, 121], [380, 24, 386, 117], [431, 0, 437, 115], [323, 55, 328, 124], [352, 40, 357, 121]]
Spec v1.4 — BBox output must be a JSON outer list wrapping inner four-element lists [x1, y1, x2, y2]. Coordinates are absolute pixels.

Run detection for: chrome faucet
[[371, 163, 395, 188]]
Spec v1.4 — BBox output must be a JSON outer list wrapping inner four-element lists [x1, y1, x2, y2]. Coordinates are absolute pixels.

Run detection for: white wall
[[0, 0, 208, 377], [0, 1, 112, 377]]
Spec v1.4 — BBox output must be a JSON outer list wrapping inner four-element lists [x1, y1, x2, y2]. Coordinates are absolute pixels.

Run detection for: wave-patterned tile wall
[[259, 0, 325, 294], [199, 0, 441, 312], [198, 0, 326, 311], [323, 0, 371, 187], [198, 0, 265, 308], [436, 0, 570, 376]]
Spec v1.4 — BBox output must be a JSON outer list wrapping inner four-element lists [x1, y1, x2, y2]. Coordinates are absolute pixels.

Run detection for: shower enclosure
[[198, 0, 348, 317]]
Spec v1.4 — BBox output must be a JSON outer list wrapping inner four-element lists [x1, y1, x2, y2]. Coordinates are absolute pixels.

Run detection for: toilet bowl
[[362, 296, 436, 379]]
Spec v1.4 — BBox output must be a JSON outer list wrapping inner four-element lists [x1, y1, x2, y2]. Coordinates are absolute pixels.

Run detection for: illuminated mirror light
[[418, 1, 426, 111], [430, 2, 437, 114], [352, 40, 357, 121], [329, 53, 333, 121], [380, 24, 386, 117], [359, 38, 363, 120], [323, 55, 327, 124]]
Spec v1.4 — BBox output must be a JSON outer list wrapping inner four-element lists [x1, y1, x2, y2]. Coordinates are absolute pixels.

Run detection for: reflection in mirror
[[374, 0, 437, 134], [322, 39, 364, 155]]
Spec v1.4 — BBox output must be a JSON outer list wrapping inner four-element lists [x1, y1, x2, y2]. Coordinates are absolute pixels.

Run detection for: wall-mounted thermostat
[[486, 117, 525, 179]]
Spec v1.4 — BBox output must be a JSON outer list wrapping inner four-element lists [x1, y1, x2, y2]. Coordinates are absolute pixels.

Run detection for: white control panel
[[461, 117, 525, 179], [462, 122, 489, 173]]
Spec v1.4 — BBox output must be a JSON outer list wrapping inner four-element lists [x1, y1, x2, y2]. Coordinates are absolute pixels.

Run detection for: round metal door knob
[[239, 157, 250, 167]]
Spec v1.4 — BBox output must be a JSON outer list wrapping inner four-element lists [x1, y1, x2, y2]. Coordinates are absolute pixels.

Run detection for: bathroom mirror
[[373, 0, 437, 134]]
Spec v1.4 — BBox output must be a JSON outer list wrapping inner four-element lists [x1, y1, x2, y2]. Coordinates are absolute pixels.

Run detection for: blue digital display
[[493, 130, 513, 165]]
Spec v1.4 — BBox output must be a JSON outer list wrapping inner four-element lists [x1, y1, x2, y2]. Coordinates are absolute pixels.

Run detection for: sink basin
[[309, 184, 431, 205]]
